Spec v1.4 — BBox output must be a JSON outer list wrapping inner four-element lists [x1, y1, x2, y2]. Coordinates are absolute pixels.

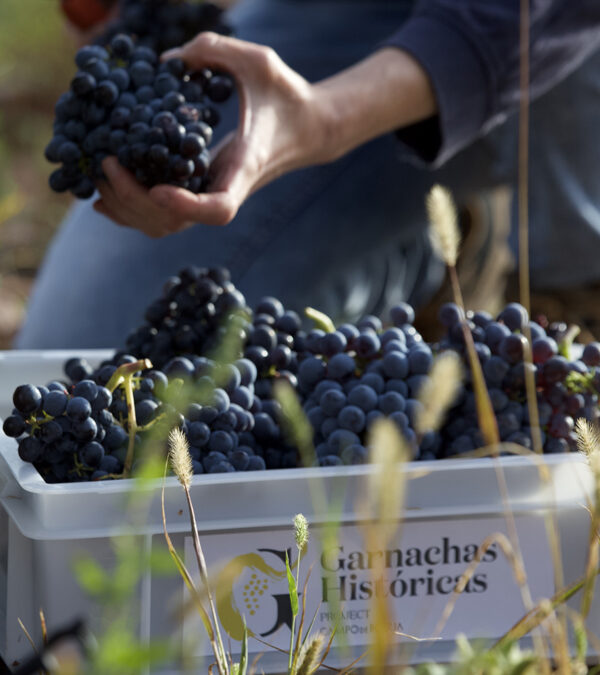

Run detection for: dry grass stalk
[[361, 419, 409, 673], [168, 427, 193, 488], [575, 418, 600, 620], [426, 184, 460, 267], [576, 418, 600, 474], [426, 184, 499, 448], [432, 532, 524, 639], [166, 431, 229, 675], [295, 633, 326, 675], [365, 419, 408, 532], [415, 351, 462, 435]]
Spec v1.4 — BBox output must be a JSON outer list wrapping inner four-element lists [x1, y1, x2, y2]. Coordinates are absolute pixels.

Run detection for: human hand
[[94, 32, 331, 237]]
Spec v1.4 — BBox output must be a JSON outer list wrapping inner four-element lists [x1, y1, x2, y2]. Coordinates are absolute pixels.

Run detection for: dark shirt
[[383, 1, 600, 166]]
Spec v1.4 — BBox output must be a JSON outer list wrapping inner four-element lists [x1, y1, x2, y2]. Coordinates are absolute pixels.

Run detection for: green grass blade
[[286, 553, 299, 618]]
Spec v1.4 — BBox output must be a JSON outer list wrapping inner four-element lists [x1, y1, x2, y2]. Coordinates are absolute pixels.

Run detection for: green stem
[[558, 325, 580, 360], [122, 373, 138, 478], [105, 359, 152, 393], [184, 486, 229, 675], [102, 359, 152, 478], [304, 307, 335, 334], [288, 615, 296, 673], [288, 551, 302, 674]]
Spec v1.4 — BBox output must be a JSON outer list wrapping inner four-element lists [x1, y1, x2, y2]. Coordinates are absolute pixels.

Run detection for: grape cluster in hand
[[46, 33, 233, 198], [96, 0, 231, 55], [438, 301, 600, 456]]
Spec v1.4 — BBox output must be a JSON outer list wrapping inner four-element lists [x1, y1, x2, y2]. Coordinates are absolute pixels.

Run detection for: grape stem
[[122, 372, 138, 478], [304, 307, 335, 333], [105, 359, 153, 392], [558, 325, 580, 361], [103, 359, 153, 478]]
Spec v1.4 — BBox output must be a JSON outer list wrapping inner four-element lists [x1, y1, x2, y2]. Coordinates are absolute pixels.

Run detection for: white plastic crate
[[0, 350, 598, 672]]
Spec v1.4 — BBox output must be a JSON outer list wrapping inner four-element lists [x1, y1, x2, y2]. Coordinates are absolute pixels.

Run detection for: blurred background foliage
[[0, 1, 77, 348]]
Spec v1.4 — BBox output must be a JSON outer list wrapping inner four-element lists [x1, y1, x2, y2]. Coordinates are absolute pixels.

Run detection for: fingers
[[95, 180, 169, 238], [101, 156, 147, 204], [95, 157, 239, 235], [162, 32, 279, 81], [96, 158, 190, 236], [149, 185, 239, 226]]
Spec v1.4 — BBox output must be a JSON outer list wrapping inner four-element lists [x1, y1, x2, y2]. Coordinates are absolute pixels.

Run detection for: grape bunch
[[124, 266, 250, 369], [3, 368, 129, 482], [437, 301, 600, 456], [46, 33, 233, 198], [126, 275, 309, 469], [108, 352, 275, 474], [296, 305, 439, 466], [96, 0, 231, 55], [7, 262, 600, 484], [151, 353, 299, 472], [2, 341, 308, 481], [123, 269, 312, 469]]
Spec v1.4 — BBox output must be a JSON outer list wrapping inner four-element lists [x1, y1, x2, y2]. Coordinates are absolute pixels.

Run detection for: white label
[[183, 515, 554, 657]]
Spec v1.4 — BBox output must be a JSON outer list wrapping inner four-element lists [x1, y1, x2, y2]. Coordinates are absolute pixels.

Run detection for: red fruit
[[60, 0, 115, 30]]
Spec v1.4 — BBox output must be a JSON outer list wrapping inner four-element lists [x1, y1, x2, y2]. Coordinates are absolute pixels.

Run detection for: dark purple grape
[[13, 385, 42, 415], [206, 74, 233, 103], [497, 302, 528, 331], [548, 413, 574, 439], [438, 302, 463, 328], [66, 396, 92, 422], [321, 331, 347, 358], [355, 332, 381, 359], [532, 336, 558, 364], [3, 414, 26, 438], [95, 80, 120, 106], [543, 356, 570, 385], [337, 405, 365, 433], [499, 333, 528, 364], [18, 437, 43, 463], [583, 342, 600, 367], [382, 351, 409, 379], [391, 302, 416, 326]]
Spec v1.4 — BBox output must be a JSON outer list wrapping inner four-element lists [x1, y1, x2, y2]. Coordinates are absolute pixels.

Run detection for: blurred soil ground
[[0, 1, 77, 348]]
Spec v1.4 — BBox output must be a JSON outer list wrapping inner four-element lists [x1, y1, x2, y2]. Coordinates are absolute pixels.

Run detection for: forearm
[[96, 34, 439, 233], [313, 47, 437, 163], [385, 1, 600, 165]]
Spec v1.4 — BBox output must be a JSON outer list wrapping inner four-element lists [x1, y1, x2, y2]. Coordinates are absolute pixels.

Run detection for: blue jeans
[[15, 0, 600, 348]]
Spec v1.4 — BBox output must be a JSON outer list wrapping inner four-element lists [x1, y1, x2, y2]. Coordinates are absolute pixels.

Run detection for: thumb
[[172, 32, 262, 74], [161, 46, 183, 61]]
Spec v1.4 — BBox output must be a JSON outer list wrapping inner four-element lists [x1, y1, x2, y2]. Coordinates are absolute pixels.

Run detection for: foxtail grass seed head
[[416, 351, 463, 434], [296, 633, 326, 675], [426, 184, 460, 267], [575, 418, 600, 474], [168, 427, 193, 488], [366, 419, 408, 526], [294, 513, 309, 552]]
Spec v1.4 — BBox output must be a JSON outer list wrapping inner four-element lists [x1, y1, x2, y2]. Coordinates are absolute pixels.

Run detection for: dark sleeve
[[383, 1, 600, 166]]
